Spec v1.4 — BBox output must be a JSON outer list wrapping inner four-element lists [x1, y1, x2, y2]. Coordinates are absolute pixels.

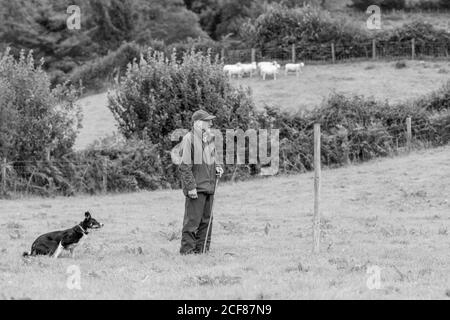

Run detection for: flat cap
[[192, 109, 216, 122]]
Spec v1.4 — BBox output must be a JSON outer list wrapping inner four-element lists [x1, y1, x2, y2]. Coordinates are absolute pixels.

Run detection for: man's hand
[[216, 166, 224, 178], [187, 188, 198, 199]]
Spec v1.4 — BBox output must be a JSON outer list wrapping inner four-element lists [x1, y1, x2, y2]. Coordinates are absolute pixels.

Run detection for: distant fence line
[[0, 157, 109, 196], [217, 39, 450, 64]]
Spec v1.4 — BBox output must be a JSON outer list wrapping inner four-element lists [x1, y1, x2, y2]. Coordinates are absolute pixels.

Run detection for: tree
[[0, 0, 96, 84], [182, 0, 261, 40], [0, 0, 209, 86], [0, 48, 82, 162], [133, 0, 208, 45], [88, 0, 136, 54]]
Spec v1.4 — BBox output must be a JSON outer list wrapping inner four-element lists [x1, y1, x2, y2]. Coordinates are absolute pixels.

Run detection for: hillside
[[74, 59, 450, 150], [1, 145, 449, 299]]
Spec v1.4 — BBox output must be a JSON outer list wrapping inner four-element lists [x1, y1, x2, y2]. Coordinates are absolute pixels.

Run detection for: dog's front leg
[[70, 248, 75, 259], [52, 242, 63, 259]]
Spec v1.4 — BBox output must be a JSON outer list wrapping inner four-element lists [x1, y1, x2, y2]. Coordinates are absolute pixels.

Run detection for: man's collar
[[193, 127, 203, 138]]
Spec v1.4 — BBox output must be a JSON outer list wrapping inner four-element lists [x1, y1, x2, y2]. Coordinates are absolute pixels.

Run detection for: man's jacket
[[179, 128, 219, 196]]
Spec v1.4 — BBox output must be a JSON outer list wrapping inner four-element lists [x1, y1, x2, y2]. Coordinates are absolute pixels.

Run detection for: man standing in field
[[179, 109, 223, 255]]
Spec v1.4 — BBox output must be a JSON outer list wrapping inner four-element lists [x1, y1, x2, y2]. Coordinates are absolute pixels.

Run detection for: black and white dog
[[23, 211, 103, 258]]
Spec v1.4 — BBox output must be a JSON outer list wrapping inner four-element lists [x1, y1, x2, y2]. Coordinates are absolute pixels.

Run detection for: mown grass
[[1, 146, 449, 299]]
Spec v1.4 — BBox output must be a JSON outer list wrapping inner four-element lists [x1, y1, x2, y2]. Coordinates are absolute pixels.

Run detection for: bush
[[68, 39, 225, 92], [414, 81, 450, 112], [377, 21, 450, 43], [394, 60, 407, 68], [409, 0, 450, 10], [168, 37, 224, 61], [242, 5, 450, 61], [79, 136, 167, 192], [439, 0, 450, 9], [350, 0, 373, 10], [3, 136, 167, 196], [0, 77, 17, 158], [350, 0, 406, 11], [249, 3, 370, 60], [429, 111, 450, 145], [373, 21, 450, 58], [382, 0, 407, 10], [259, 81, 450, 173], [0, 48, 82, 162], [107, 48, 259, 186], [69, 42, 143, 92]]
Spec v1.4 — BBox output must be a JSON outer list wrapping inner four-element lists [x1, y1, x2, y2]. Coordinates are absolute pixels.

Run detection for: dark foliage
[[350, 0, 406, 11], [0, 0, 207, 87], [69, 42, 142, 92]]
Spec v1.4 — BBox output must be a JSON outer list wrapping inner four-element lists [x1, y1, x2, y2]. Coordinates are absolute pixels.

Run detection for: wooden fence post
[[251, 48, 256, 63], [1, 158, 7, 195], [411, 38, 415, 60], [331, 42, 336, 64], [291, 44, 296, 63], [406, 117, 412, 153], [313, 124, 321, 254], [372, 39, 376, 60], [46, 147, 51, 162], [343, 133, 350, 165], [102, 157, 108, 194]]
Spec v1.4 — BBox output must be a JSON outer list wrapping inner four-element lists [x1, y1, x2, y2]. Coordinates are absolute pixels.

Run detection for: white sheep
[[257, 61, 274, 68], [257, 61, 280, 78], [257, 61, 275, 73], [260, 63, 280, 80], [223, 63, 243, 79], [239, 62, 257, 77], [285, 62, 305, 76]]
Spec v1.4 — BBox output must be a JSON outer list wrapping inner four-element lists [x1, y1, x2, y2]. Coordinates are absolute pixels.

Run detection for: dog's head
[[80, 211, 104, 231]]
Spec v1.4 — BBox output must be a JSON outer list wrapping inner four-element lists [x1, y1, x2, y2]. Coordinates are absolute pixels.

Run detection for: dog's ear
[[85, 211, 91, 219]]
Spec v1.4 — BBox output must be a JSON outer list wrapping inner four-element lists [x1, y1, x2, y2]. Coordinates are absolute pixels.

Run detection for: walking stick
[[203, 176, 220, 254]]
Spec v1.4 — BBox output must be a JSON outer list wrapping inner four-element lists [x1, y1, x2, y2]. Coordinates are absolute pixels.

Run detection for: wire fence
[[1, 116, 446, 197], [0, 157, 109, 197], [221, 39, 450, 64]]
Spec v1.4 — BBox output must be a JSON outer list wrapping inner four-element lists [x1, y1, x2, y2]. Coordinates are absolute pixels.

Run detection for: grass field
[[74, 60, 450, 150], [232, 60, 450, 111], [1, 146, 449, 299]]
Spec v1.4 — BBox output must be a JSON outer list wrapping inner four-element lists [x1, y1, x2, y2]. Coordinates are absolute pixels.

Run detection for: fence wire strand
[[223, 40, 450, 64]]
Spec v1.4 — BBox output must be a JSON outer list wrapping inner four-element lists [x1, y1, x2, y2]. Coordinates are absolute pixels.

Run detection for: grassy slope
[[328, 0, 450, 33], [75, 92, 117, 150], [232, 60, 450, 111], [74, 60, 450, 150], [1, 146, 449, 299]]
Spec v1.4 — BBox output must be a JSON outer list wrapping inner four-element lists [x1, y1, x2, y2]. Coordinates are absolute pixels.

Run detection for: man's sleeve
[[179, 135, 197, 191]]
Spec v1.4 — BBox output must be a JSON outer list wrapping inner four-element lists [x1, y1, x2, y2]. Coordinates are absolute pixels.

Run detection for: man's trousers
[[180, 192, 214, 254]]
